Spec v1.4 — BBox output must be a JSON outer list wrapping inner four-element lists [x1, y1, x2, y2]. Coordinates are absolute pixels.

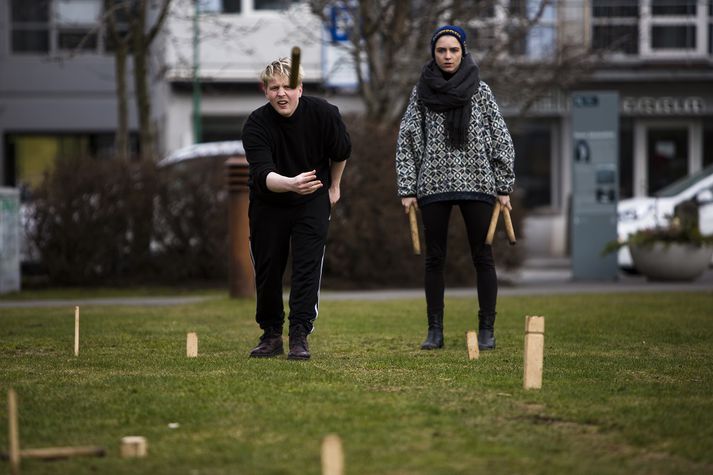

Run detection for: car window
[[656, 164, 713, 198]]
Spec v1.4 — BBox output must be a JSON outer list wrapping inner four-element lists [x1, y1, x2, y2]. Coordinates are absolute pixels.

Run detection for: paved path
[[0, 296, 210, 309], [1, 261, 710, 308]]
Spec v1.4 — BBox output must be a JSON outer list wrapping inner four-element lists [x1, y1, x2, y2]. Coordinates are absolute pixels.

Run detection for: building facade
[[1, 0, 712, 258], [0, 0, 138, 196]]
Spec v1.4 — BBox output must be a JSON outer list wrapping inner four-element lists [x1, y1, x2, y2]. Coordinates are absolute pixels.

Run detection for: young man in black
[[242, 57, 351, 360]]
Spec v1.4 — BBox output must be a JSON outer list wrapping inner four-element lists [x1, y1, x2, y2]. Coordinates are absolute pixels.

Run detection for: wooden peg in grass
[[466, 331, 479, 360], [524, 316, 545, 389], [120, 436, 147, 458], [321, 433, 344, 475], [187, 332, 198, 358]]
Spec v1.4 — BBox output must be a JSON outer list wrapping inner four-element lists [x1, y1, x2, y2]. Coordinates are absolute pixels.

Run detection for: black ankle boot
[[249, 327, 284, 358], [288, 326, 311, 360], [421, 312, 444, 350], [477, 328, 496, 350], [478, 311, 496, 350]]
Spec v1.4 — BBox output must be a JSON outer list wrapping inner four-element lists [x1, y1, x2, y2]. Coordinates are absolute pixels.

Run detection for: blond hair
[[260, 57, 304, 87]]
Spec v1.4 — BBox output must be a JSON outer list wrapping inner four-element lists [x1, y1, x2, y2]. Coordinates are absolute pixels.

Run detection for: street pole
[[192, 0, 202, 143]]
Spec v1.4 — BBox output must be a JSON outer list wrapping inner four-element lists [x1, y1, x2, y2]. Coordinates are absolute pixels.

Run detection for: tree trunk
[[132, 1, 154, 161], [114, 43, 130, 161]]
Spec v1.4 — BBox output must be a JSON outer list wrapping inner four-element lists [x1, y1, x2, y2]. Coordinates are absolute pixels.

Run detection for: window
[[10, 0, 124, 55], [55, 0, 102, 52], [4, 133, 139, 190], [651, 25, 696, 49], [619, 119, 634, 199], [511, 122, 552, 209], [254, 0, 300, 10], [592, 0, 709, 57], [591, 0, 639, 55], [647, 128, 689, 194], [593, 25, 639, 54], [198, 0, 241, 14], [506, 0, 557, 59], [704, 119, 713, 168], [651, 0, 695, 16], [10, 0, 50, 53], [201, 116, 247, 143]]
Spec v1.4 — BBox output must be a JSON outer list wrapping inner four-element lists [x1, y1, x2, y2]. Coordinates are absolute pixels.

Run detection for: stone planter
[[630, 242, 713, 281]]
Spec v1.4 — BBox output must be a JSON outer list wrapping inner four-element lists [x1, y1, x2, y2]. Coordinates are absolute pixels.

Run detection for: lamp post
[[192, 0, 202, 143]]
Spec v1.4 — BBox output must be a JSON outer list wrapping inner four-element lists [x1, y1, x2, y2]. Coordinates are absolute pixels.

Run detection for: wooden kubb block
[[466, 330, 479, 360], [186, 332, 198, 358], [524, 316, 545, 389], [120, 436, 147, 458], [321, 433, 344, 475]]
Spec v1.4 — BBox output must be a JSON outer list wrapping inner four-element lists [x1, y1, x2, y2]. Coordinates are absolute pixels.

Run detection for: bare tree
[[105, 1, 132, 161], [309, 0, 600, 128], [125, 0, 173, 161]]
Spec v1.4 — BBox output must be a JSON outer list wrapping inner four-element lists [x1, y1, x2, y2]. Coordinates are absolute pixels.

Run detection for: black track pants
[[420, 200, 498, 328], [249, 193, 330, 334]]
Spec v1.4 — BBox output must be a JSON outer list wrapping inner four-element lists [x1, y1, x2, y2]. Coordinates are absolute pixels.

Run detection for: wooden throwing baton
[[289, 46, 301, 89], [485, 201, 517, 246], [408, 205, 421, 255]]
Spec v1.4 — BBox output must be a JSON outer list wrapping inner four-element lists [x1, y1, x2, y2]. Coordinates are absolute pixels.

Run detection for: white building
[[2, 0, 713, 258]]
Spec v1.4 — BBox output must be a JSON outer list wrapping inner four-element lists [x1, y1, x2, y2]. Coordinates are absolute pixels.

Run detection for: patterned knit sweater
[[395, 81, 515, 206]]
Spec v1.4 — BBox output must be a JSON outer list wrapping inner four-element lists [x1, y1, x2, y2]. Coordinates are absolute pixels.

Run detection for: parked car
[[617, 164, 713, 270]]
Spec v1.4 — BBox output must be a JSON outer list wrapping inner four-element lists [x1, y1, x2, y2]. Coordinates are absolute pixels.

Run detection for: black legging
[[421, 200, 497, 329]]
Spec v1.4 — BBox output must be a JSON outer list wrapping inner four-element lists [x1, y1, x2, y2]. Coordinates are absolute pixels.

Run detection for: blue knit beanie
[[431, 25, 468, 58]]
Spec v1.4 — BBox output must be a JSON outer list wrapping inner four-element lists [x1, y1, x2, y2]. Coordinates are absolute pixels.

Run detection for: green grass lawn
[[1, 292, 712, 474]]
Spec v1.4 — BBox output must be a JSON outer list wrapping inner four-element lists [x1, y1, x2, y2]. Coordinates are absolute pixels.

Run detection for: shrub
[[26, 155, 228, 285]]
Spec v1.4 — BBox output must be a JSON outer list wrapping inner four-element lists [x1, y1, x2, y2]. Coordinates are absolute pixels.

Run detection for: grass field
[[1, 291, 712, 474]]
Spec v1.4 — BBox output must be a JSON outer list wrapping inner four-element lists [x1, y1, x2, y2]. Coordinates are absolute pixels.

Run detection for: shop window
[[647, 128, 688, 194], [619, 119, 634, 199], [704, 119, 713, 168], [5, 133, 138, 194], [511, 122, 551, 209]]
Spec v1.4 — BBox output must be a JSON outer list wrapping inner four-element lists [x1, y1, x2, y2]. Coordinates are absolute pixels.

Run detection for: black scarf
[[416, 54, 480, 149]]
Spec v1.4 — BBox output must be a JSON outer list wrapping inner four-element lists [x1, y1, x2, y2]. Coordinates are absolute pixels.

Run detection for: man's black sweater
[[242, 96, 351, 206]]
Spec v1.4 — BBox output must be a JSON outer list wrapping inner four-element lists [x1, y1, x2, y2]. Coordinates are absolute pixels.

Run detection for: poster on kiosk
[[571, 91, 619, 280]]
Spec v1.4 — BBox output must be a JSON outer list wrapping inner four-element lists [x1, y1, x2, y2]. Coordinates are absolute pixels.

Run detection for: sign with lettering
[[621, 96, 706, 115]]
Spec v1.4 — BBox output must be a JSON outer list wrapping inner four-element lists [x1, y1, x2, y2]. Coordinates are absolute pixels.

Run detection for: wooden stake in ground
[[186, 332, 198, 357], [321, 433, 344, 475], [120, 436, 147, 458], [408, 205, 421, 255], [74, 306, 80, 357], [8, 388, 20, 475], [466, 331, 479, 360], [524, 316, 545, 389]]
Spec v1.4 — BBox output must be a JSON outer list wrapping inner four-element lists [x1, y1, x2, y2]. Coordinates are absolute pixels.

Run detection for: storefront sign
[[621, 96, 706, 115]]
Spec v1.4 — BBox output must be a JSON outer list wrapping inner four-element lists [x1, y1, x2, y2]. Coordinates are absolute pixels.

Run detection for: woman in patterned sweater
[[395, 25, 515, 351]]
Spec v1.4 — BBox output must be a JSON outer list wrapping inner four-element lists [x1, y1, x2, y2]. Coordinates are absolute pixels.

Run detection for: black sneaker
[[249, 330, 284, 358]]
